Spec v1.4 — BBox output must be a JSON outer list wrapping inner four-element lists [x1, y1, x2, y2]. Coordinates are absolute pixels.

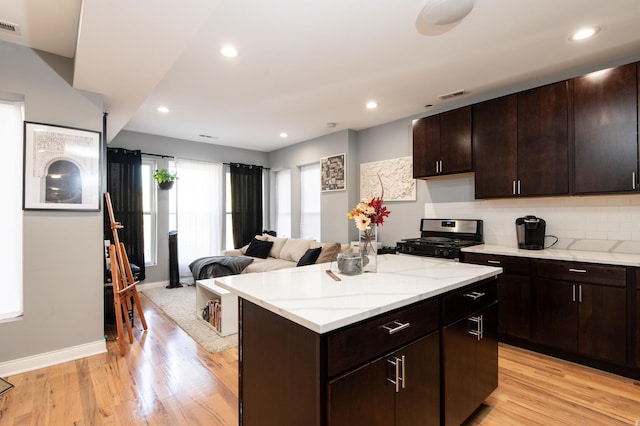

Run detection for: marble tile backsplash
[[424, 194, 640, 254]]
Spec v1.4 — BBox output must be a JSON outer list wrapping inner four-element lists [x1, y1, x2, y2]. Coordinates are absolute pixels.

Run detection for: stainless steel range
[[396, 218, 483, 259]]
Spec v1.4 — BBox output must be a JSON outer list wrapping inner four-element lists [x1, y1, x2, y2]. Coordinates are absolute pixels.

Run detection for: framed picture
[[23, 121, 101, 211], [321, 153, 346, 192]]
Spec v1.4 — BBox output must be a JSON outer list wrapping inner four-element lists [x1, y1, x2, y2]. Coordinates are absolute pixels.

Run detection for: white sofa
[[222, 234, 353, 274]]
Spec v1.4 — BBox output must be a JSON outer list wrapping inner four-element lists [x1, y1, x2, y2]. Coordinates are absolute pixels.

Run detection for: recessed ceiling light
[[280, 132, 288, 138], [157, 106, 170, 113], [220, 44, 239, 58], [570, 26, 599, 41], [366, 101, 378, 109]]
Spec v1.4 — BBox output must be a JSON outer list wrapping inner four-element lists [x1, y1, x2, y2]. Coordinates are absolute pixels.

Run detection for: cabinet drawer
[[463, 253, 530, 275], [442, 278, 498, 325], [535, 259, 626, 287], [327, 299, 439, 377]]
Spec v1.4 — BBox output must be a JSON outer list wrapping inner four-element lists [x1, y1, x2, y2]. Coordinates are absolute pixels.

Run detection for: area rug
[[141, 284, 238, 353]]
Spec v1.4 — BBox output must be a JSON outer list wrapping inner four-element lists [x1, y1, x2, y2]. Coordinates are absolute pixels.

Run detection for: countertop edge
[[462, 244, 640, 267]]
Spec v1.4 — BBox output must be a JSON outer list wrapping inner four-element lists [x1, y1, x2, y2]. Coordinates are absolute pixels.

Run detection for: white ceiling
[[2, 0, 640, 152]]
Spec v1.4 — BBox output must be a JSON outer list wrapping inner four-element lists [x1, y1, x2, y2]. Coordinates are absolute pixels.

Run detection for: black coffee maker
[[515, 216, 546, 250]]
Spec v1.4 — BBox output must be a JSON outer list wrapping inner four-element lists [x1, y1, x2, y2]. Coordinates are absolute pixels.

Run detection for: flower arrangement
[[346, 176, 390, 272]]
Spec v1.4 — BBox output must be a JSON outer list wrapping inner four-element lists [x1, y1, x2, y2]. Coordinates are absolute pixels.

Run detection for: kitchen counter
[[214, 254, 502, 333], [463, 244, 640, 267]]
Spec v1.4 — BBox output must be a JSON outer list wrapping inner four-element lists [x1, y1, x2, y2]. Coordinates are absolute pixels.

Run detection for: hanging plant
[[153, 169, 177, 190]]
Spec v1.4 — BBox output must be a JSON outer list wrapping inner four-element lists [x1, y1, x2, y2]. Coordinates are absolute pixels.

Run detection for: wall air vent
[[0, 20, 21, 35], [438, 90, 465, 100]]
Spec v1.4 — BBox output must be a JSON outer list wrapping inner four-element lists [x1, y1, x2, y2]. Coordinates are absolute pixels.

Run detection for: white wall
[[423, 175, 640, 253]]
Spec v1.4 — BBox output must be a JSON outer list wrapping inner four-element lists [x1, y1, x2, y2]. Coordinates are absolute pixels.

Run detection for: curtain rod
[[107, 148, 174, 159], [224, 162, 270, 170]]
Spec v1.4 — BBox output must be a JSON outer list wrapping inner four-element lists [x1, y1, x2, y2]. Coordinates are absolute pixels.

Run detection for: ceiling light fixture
[[157, 106, 170, 113], [366, 101, 378, 110], [220, 44, 239, 58], [280, 132, 288, 138], [570, 26, 600, 41], [421, 0, 475, 25]]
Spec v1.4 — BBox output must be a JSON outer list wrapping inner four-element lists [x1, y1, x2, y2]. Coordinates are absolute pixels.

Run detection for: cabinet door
[[573, 63, 638, 194], [475, 303, 499, 407], [443, 315, 477, 426], [472, 95, 517, 198], [440, 106, 472, 174], [532, 278, 577, 352], [636, 290, 640, 368], [517, 81, 569, 196], [413, 116, 440, 177], [395, 332, 440, 426], [328, 356, 395, 426], [498, 273, 531, 340], [328, 333, 440, 426], [578, 284, 627, 364]]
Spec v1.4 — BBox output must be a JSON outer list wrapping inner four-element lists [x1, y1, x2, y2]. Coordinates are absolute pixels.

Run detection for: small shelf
[[195, 279, 238, 336]]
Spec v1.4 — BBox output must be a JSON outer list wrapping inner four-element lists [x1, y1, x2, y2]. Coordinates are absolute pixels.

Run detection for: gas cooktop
[[396, 219, 483, 259]]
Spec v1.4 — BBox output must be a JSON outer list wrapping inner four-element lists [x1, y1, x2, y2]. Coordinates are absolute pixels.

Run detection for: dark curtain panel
[[230, 164, 263, 248], [104, 148, 145, 280]]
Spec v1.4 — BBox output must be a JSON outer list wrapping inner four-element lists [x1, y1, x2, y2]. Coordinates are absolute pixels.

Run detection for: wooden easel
[[105, 192, 148, 355]]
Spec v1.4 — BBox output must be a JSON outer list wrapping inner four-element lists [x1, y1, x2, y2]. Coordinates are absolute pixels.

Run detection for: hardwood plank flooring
[[1, 294, 639, 425]]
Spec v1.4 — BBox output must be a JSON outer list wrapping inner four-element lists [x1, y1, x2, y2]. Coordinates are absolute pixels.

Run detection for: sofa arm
[[222, 249, 243, 256]]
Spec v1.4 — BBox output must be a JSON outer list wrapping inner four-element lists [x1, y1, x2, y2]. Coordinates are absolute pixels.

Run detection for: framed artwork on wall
[[321, 153, 346, 192], [23, 121, 102, 211]]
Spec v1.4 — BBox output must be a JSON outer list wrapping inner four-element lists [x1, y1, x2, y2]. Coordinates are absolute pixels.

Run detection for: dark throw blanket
[[189, 256, 254, 280]]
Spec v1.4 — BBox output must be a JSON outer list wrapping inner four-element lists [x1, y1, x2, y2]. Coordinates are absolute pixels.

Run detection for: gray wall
[[0, 41, 104, 363], [109, 130, 269, 283], [268, 129, 358, 244]]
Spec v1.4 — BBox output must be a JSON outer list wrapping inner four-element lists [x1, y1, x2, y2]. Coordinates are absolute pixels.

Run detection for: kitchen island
[[215, 254, 502, 426]]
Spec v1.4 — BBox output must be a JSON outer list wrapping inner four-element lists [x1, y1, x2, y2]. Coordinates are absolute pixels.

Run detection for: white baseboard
[[0, 339, 107, 377]]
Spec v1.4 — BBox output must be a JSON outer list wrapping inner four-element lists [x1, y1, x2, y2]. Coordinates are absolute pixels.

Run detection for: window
[[274, 169, 291, 238], [141, 158, 158, 266], [176, 159, 223, 280], [300, 162, 320, 240], [0, 100, 24, 320]]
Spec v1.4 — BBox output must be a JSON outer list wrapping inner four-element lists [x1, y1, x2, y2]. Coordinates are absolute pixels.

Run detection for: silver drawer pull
[[487, 260, 501, 265], [382, 320, 411, 335], [569, 268, 587, 273], [463, 291, 485, 300]]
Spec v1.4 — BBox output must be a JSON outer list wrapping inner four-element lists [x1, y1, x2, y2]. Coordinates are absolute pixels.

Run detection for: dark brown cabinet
[[462, 253, 531, 340], [473, 82, 569, 199], [573, 62, 639, 194], [413, 106, 472, 178], [517, 81, 569, 196], [532, 260, 627, 365], [472, 95, 517, 198], [442, 279, 498, 426], [328, 332, 440, 426], [636, 289, 640, 368]]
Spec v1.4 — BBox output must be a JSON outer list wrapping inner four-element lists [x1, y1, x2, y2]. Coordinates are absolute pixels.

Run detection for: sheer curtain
[[175, 158, 223, 280], [0, 100, 23, 320], [274, 169, 291, 238], [300, 162, 320, 240]]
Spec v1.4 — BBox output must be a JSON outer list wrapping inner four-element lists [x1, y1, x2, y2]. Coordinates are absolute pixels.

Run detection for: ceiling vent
[[0, 20, 21, 35], [438, 89, 465, 100]]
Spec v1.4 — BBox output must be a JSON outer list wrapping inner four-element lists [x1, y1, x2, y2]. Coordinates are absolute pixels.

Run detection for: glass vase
[[359, 224, 378, 273]]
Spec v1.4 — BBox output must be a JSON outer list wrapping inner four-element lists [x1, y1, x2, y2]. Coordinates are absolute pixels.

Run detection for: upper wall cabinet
[[413, 106, 472, 178], [572, 63, 639, 194], [472, 95, 518, 198], [473, 82, 569, 199], [516, 81, 569, 197]]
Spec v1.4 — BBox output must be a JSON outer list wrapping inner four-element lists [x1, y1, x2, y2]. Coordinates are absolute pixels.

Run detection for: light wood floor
[[1, 293, 639, 425]]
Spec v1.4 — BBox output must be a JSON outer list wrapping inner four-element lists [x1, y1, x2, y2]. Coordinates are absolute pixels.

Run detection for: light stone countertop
[[214, 254, 502, 334], [462, 244, 640, 267]]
